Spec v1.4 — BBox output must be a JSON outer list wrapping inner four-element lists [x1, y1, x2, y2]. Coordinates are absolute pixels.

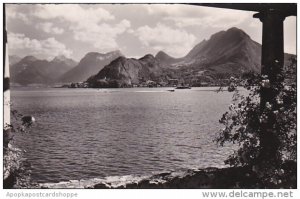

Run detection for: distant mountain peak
[[21, 55, 38, 62], [85, 52, 103, 57], [60, 50, 123, 83], [227, 27, 242, 31], [9, 55, 21, 59], [155, 51, 172, 59], [209, 30, 226, 39], [185, 27, 254, 61], [108, 50, 122, 56], [225, 27, 250, 39], [207, 27, 249, 42], [9, 55, 22, 65], [156, 51, 167, 56], [104, 50, 123, 59], [112, 56, 127, 63], [139, 54, 155, 60], [52, 55, 70, 62], [155, 50, 186, 67], [84, 50, 122, 59]]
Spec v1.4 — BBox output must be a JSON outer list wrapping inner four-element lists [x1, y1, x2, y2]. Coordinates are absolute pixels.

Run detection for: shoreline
[[37, 163, 296, 189]]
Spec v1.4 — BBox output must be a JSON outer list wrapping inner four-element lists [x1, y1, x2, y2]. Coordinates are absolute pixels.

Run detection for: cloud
[[127, 28, 135, 34], [135, 23, 196, 57], [144, 4, 197, 17], [33, 4, 114, 25], [36, 22, 64, 34], [32, 4, 130, 51], [73, 19, 131, 50], [6, 5, 30, 24], [144, 4, 251, 28], [8, 32, 72, 59]]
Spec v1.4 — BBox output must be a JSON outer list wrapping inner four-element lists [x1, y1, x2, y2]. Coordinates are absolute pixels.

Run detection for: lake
[[11, 87, 236, 184]]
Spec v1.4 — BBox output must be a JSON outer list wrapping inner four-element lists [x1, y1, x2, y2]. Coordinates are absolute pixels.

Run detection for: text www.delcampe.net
[[202, 190, 294, 198]]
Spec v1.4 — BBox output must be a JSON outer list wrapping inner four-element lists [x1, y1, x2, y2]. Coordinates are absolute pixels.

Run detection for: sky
[[6, 4, 296, 61]]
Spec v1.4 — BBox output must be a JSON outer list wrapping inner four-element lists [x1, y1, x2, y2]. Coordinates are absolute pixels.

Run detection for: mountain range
[[9, 27, 294, 87], [9, 55, 22, 65], [87, 27, 293, 87], [156, 27, 262, 73], [10, 55, 77, 85]]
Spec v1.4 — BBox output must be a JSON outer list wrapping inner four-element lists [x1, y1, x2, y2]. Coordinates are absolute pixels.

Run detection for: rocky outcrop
[[90, 167, 260, 189], [87, 54, 163, 88]]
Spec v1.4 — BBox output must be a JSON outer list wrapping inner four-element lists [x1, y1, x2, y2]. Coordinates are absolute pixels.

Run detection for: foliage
[[4, 109, 34, 188], [215, 57, 296, 185]]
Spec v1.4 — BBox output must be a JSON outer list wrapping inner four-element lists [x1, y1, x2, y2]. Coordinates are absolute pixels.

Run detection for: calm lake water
[[11, 87, 236, 183]]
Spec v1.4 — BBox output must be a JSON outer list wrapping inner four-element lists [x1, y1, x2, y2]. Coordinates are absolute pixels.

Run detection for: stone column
[[253, 10, 287, 165], [254, 10, 286, 71], [3, 4, 11, 150]]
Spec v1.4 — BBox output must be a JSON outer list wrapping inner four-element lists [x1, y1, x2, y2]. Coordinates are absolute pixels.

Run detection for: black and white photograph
[[2, 1, 297, 195]]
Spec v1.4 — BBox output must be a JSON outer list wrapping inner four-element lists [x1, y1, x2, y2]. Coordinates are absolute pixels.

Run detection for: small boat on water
[[175, 86, 191, 89], [167, 89, 175, 92]]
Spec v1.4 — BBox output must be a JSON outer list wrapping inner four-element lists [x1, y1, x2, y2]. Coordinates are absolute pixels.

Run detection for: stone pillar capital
[[253, 9, 287, 22]]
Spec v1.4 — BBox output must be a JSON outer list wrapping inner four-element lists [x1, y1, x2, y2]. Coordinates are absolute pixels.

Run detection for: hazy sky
[[6, 4, 296, 61]]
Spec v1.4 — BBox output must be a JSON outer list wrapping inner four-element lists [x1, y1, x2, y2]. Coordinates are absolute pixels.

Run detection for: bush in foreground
[[216, 57, 296, 187]]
